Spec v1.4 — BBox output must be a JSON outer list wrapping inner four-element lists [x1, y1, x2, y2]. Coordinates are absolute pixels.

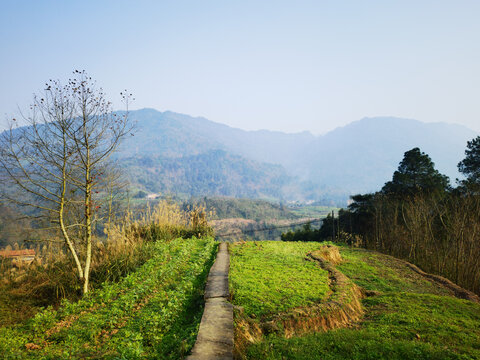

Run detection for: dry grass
[[310, 244, 343, 266], [111, 200, 214, 243]]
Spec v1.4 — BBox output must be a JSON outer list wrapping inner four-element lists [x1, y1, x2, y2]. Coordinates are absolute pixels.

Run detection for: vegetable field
[[0, 237, 217, 359]]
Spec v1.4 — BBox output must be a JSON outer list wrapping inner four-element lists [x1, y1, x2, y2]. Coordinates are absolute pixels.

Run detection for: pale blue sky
[[1, 0, 479, 134]]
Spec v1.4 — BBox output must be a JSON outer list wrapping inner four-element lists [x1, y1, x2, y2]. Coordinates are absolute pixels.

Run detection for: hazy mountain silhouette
[[118, 108, 314, 168], [111, 109, 479, 202], [301, 117, 477, 193]]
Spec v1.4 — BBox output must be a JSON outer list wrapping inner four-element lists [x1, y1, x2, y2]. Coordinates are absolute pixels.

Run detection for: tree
[[382, 147, 450, 196], [0, 70, 132, 294], [347, 193, 376, 238], [458, 136, 480, 189]]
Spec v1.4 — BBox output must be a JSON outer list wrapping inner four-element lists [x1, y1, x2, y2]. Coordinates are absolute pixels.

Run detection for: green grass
[[246, 293, 480, 360], [0, 237, 217, 359], [238, 243, 480, 359], [337, 247, 453, 296], [229, 241, 330, 318]]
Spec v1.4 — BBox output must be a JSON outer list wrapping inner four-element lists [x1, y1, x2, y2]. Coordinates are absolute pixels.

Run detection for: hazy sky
[[1, 0, 479, 134]]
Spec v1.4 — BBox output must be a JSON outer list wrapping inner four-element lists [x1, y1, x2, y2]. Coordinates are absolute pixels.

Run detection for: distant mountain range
[[115, 109, 478, 204]]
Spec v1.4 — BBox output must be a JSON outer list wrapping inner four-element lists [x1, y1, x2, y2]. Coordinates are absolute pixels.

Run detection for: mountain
[[118, 108, 315, 168], [302, 117, 478, 193], [120, 149, 293, 200], [113, 110, 479, 203]]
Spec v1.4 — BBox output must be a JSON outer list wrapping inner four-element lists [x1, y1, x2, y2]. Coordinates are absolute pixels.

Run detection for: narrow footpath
[[187, 242, 233, 360]]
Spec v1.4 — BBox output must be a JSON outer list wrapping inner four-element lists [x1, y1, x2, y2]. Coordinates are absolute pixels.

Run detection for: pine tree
[[382, 147, 450, 196]]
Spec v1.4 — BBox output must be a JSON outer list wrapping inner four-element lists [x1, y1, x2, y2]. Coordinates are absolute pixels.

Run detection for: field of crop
[[231, 242, 480, 360], [0, 237, 217, 359], [229, 241, 330, 317]]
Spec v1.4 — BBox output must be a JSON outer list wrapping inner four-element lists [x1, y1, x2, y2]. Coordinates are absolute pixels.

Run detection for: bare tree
[[0, 70, 132, 294]]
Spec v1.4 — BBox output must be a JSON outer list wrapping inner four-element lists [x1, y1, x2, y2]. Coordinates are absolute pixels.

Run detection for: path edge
[[187, 242, 233, 360]]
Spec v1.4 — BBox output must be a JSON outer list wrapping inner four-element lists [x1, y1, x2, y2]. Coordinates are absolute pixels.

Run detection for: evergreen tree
[[382, 147, 449, 196], [458, 136, 480, 188]]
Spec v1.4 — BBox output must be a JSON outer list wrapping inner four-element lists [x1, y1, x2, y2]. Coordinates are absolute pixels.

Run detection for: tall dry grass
[[111, 200, 214, 244]]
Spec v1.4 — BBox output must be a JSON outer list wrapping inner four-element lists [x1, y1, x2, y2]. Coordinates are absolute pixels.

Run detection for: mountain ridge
[[118, 109, 478, 200], [6, 108, 476, 204]]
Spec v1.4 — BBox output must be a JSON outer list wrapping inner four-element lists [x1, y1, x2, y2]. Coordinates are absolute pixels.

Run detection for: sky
[[1, 0, 479, 135]]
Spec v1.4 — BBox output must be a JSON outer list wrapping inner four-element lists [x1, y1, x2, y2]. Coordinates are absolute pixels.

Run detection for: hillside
[[188, 197, 299, 221], [4, 110, 474, 205], [120, 150, 293, 200], [116, 109, 478, 203], [230, 241, 480, 359]]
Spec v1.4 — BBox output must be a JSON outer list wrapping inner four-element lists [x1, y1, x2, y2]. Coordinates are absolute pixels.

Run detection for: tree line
[[283, 141, 480, 295]]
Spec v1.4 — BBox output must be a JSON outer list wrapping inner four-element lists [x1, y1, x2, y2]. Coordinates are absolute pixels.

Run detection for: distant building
[[0, 249, 36, 263]]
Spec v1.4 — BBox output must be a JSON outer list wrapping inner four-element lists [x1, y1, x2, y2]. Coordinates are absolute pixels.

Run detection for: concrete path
[[187, 243, 233, 360]]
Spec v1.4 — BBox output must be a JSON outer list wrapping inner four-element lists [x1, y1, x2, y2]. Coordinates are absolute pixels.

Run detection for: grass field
[[231, 242, 480, 360], [229, 241, 330, 317]]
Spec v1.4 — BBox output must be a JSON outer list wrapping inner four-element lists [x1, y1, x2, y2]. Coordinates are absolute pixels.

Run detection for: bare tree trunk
[[83, 116, 93, 295], [60, 189, 83, 280]]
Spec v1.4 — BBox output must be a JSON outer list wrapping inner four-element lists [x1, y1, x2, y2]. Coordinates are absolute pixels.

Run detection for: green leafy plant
[[0, 237, 217, 359]]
